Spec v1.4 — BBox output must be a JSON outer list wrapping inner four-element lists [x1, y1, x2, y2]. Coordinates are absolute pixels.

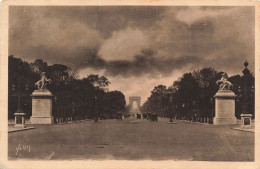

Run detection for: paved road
[[8, 117, 254, 161]]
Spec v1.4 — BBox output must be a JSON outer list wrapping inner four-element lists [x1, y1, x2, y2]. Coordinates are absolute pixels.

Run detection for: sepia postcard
[[0, 0, 259, 169]]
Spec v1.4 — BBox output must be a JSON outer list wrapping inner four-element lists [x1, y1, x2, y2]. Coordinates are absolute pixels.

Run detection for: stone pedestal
[[14, 111, 26, 128], [240, 114, 252, 128], [30, 89, 54, 124], [213, 90, 237, 125]]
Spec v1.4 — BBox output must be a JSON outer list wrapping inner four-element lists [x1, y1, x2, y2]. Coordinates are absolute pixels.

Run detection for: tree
[[8, 56, 127, 121], [151, 85, 167, 95], [31, 59, 48, 74], [8, 55, 39, 118], [191, 67, 220, 122], [103, 91, 126, 118], [228, 75, 242, 118], [85, 74, 111, 91], [174, 73, 200, 119], [45, 64, 79, 95], [147, 85, 168, 116], [142, 67, 224, 122]]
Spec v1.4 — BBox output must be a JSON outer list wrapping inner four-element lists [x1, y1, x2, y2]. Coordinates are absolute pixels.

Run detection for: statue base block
[[213, 90, 237, 125], [30, 116, 54, 124], [213, 117, 237, 125], [30, 89, 54, 124]]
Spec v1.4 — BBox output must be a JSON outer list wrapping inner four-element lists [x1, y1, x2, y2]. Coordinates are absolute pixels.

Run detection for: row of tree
[[141, 66, 255, 123], [8, 55, 126, 120]]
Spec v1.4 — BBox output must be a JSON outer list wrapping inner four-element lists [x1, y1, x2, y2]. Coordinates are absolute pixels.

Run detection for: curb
[[8, 127, 35, 133], [182, 120, 212, 126], [232, 128, 255, 133], [56, 120, 89, 125]]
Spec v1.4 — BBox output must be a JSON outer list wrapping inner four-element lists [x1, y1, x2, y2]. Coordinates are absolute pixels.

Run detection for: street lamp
[[210, 97, 214, 124], [94, 96, 98, 122], [54, 96, 57, 102], [176, 104, 179, 120], [192, 100, 196, 122], [10, 82, 29, 128], [237, 61, 254, 116], [182, 103, 185, 120], [53, 96, 58, 123], [169, 96, 173, 122], [71, 101, 76, 121]]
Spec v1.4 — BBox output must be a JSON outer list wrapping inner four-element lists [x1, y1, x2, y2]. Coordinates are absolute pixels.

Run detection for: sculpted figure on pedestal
[[216, 73, 232, 91], [35, 72, 52, 90]]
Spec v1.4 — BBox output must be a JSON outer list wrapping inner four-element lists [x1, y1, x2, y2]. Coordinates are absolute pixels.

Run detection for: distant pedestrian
[[194, 113, 198, 122]]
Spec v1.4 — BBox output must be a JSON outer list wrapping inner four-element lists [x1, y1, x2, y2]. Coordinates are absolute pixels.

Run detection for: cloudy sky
[[9, 6, 255, 104]]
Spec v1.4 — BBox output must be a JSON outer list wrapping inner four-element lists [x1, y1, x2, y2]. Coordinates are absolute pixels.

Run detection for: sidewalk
[[232, 119, 255, 133], [232, 127, 254, 133], [180, 119, 255, 133], [8, 119, 90, 133], [8, 125, 35, 133], [180, 120, 212, 125]]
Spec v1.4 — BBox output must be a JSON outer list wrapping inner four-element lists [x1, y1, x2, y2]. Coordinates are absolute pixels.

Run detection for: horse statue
[[216, 73, 232, 91], [35, 72, 51, 90]]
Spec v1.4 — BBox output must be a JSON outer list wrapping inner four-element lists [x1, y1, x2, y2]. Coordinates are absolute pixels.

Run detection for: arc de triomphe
[[129, 96, 141, 115]]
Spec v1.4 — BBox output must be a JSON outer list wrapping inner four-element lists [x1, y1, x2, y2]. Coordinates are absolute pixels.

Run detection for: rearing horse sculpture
[[216, 73, 232, 91], [35, 72, 51, 90]]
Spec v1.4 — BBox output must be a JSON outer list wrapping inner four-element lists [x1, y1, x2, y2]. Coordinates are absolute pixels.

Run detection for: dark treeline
[[141, 66, 255, 123], [8, 55, 126, 121]]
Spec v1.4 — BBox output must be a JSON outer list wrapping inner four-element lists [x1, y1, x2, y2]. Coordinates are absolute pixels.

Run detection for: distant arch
[[129, 96, 141, 115]]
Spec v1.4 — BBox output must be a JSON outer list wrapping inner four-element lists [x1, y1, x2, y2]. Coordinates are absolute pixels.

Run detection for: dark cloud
[[9, 6, 166, 39], [103, 51, 200, 77], [9, 6, 255, 79]]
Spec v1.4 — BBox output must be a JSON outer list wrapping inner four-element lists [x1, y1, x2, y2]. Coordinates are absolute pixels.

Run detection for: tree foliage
[[103, 91, 126, 117], [8, 55, 126, 119], [141, 66, 255, 122]]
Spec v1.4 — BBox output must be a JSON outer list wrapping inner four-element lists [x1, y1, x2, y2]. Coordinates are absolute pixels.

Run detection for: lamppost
[[237, 61, 254, 116], [176, 104, 179, 120], [71, 101, 76, 121], [10, 82, 29, 128], [53, 96, 57, 123], [210, 97, 214, 124], [192, 100, 196, 122], [94, 96, 98, 122], [169, 96, 173, 122], [182, 103, 185, 120]]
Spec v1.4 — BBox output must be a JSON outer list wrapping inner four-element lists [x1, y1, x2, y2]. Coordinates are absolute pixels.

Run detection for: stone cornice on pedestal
[[31, 89, 53, 98], [240, 114, 252, 117], [14, 112, 26, 116], [214, 90, 236, 98]]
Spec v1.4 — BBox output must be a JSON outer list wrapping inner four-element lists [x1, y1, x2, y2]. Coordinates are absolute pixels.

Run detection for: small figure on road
[[155, 113, 158, 122]]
